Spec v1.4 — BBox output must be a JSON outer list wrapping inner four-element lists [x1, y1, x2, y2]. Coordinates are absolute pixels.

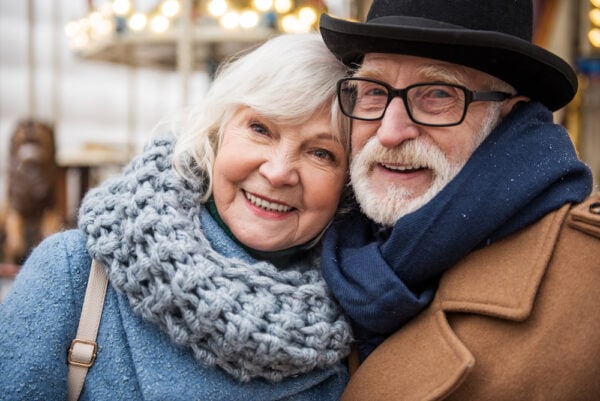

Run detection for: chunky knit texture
[[78, 136, 352, 382]]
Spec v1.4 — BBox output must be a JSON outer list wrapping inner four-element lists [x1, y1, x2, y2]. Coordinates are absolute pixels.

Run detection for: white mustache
[[351, 136, 452, 176], [349, 137, 460, 226]]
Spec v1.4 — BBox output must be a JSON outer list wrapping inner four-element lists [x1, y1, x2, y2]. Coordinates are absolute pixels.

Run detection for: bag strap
[[67, 259, 108, 401]]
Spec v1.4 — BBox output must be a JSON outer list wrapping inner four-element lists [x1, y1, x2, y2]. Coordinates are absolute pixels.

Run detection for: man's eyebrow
[[354, 65, 386, 80], [418, 64, 467, 85], [354, 63, 468, 85]]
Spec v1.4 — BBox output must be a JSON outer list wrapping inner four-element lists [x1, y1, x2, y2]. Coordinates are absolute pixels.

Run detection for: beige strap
[[67, 259, 108, 401]]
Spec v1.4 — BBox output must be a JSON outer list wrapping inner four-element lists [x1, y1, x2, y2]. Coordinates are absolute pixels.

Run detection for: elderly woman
[[0, 34, 352, 401]]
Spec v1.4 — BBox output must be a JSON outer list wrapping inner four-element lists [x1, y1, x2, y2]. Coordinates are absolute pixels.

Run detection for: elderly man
[[319, 0, 600, 399]]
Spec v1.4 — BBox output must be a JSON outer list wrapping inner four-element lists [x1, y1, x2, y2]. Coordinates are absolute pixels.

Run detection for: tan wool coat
[[341, 194, 600, 401]]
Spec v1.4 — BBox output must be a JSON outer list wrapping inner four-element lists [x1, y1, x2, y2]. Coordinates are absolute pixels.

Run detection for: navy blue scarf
[[321, 102, 593, 360]]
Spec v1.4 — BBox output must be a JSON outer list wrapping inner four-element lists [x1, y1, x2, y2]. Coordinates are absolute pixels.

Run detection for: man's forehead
[[360, 53, 476, 83], [362, 53, 460, 71]]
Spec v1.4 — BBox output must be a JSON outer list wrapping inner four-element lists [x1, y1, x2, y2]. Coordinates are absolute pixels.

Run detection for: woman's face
[[212, 106, 348, 251]]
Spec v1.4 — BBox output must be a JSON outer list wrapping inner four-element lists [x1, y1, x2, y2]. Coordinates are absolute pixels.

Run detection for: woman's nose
[[258, 151, 300, 187], [376, 97, 420, 148]]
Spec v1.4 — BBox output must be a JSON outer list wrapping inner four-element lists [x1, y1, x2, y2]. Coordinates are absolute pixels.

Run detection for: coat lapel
[[341, 205, 569, 401], [437, 203, 569, 320], [342, 307, 475, 401]]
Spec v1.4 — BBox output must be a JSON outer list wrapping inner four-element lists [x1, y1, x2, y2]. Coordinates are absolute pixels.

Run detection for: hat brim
[[320, 14, 577, 111]]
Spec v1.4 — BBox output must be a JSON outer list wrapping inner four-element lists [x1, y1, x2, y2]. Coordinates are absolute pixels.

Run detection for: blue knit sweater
[[0, 210, 348, 401]]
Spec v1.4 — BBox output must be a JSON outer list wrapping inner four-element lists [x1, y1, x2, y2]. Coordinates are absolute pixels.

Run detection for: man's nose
[[376, 97, 420, 148]]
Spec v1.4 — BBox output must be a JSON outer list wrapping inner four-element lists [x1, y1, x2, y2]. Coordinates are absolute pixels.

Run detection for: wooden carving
[[2, 119, 62, 265]]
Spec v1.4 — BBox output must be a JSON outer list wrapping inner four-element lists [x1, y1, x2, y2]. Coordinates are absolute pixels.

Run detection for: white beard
[[350, 107, 502, 227]]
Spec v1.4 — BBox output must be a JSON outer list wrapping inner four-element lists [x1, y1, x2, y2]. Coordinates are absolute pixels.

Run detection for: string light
[[128, 13, 148, 31], [298, 6, 317, 26], [274, 0, 293, 14], [161, 0, 181, 18], [591, 0, 600, 48], [591, 7, 600, 27], [150, 14, 170, 33], [112, 0, 132, 16], [208, 0, 228, 17], [589, 29, 600, 48], [253, 0, 273, 12], [281, 14, 302, 32], [65, 0, 328, 55], [239, 9, 260, 28]]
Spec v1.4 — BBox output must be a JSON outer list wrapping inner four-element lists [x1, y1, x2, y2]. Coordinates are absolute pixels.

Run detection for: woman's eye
[[311, 148, 335, 161], [250, 122, 269, 135]]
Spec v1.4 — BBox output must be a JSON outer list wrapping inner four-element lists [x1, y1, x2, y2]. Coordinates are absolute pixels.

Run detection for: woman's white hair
[[172, 33, 350, 201]]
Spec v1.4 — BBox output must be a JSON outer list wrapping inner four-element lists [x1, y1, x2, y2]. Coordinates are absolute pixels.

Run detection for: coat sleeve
[[0, 230, 90, 401]]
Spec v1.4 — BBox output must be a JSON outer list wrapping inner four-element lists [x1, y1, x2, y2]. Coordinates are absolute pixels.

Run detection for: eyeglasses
[[337, 77, 514, 127]]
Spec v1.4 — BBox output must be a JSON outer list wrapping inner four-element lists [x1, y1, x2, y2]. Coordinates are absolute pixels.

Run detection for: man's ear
[[500, 95, 530, 119]]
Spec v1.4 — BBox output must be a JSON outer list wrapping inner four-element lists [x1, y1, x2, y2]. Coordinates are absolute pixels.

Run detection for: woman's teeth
[[245, 191, 292, 212]]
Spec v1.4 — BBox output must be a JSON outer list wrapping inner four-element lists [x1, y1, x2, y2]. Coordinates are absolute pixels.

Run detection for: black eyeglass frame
[[337, 77, 515, 127]]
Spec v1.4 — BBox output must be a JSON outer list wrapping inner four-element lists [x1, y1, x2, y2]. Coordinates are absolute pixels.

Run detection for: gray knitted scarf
[[78, 136, 352, 382]]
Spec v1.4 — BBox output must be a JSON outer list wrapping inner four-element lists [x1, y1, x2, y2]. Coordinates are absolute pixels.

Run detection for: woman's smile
[[212, 106, 348, 251], [243, 190, 295, 215]]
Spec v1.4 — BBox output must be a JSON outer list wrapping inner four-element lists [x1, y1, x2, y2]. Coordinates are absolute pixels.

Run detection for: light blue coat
[[0, 210, 348, 400]]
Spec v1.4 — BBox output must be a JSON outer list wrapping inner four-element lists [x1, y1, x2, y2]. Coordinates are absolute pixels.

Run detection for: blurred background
[[0, 0, 599, 291]]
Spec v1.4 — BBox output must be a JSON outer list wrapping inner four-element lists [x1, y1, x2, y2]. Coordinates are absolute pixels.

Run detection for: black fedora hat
[[320, 0, 577, 111]]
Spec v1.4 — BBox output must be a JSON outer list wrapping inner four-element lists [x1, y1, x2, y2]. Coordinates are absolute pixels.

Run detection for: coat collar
[[435, 202, 570, 321], [342, 204, 571, 401]]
